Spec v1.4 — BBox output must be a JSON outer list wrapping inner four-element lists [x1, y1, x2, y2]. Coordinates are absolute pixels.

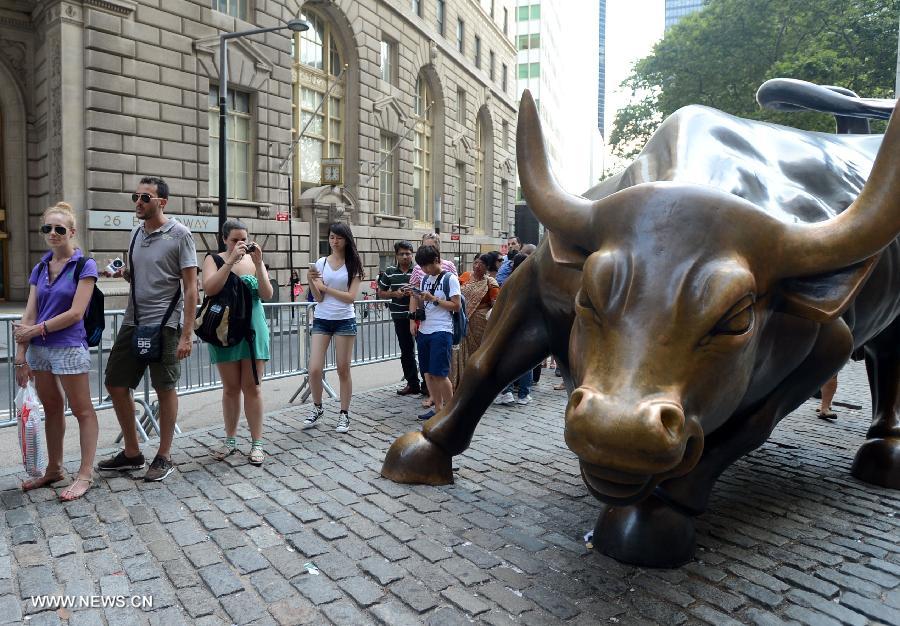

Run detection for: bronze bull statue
[[382, 85, 900, 568]]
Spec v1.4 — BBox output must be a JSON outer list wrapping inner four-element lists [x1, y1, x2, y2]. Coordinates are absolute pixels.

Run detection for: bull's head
[[517, 90, 899, 505]]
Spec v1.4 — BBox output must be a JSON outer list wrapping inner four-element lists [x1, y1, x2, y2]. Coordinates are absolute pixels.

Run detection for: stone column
[[44, 0, 88, 248]]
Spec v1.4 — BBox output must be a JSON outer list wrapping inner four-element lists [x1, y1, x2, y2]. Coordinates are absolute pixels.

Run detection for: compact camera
[[245, 243, 258, 253], [106, 258, 125, 274], [399, 308, 426, 321]]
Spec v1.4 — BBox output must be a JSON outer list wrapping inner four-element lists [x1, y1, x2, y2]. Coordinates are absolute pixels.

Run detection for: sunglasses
[[131, 193, 158, 203], [40, 224, 68, 236]]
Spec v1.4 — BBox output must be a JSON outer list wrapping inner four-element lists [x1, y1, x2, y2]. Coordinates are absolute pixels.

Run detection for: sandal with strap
[[22, 471, 66, 492], [211, 437, 239, 461], [816, 408, 838, 421], [248, 441, 265, 466], [59, 475, 93, 502]]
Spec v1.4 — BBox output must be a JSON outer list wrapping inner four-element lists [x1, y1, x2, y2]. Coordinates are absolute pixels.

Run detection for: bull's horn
[[517, 90, 593, 237], [781, 100, 900, 276]]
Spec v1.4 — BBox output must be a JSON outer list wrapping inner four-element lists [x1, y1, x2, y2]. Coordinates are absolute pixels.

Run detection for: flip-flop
[[816, 408, 838, 421], [553, 383, 566, 391], [59, 476, 93, 502], [22, 472, 66, 492]]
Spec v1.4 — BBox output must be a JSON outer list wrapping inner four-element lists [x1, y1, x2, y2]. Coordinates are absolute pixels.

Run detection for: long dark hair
[[329, 222, 364, 281]]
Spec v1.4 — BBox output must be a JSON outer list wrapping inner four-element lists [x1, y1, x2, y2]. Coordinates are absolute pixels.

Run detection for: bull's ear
[[548, 232, 590, 268], [778, 255, 879, 322]]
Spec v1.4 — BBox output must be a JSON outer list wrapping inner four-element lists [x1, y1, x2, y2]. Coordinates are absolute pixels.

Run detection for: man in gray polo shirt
[[97, 176, 198, 482]]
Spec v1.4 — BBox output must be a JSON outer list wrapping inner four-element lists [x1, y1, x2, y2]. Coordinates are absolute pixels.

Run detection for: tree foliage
[[609, 0, 900, 161]]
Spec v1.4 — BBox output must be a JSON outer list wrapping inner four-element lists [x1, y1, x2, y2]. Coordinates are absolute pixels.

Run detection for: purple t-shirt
[[28, 249, 98, 348]]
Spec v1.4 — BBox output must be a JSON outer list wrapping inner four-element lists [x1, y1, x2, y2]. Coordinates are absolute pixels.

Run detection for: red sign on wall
[[450, 234, 460, 241], [275, 212, 290, 222]]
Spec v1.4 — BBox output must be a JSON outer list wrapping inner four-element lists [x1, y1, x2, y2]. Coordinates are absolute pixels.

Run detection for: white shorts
[[26, 345, 92, 375]]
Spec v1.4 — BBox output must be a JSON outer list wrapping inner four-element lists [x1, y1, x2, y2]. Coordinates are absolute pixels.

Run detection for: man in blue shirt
[[496, 236, 522, 286]]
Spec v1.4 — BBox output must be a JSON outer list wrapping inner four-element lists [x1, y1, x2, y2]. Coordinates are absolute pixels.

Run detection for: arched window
[[412, 75, 433, 225], [475, 115, 487, 232], [293, 10, 344, 192]]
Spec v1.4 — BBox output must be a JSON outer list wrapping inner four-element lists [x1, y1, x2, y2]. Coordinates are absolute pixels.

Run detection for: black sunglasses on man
[[131, 192, 158, 203]]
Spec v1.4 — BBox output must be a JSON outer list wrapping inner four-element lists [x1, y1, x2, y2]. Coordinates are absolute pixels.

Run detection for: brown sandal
[[59, 475, 93, 502], [22, 471, 66, 492]]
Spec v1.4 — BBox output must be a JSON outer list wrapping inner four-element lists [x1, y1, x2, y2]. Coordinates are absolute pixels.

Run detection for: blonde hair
[[42, 202, 76, 230]]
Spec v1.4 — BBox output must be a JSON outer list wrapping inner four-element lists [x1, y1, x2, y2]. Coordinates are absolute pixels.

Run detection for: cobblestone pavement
[[0, 360, 898, 625]]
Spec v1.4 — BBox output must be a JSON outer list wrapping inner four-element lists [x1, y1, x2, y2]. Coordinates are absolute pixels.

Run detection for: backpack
[[435, 272, 468, 346], [194, 254, 258, 382], [40, 257, 105, 347]]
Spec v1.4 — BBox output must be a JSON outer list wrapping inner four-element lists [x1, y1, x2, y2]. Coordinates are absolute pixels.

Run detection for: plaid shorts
[[26, 344, 92, 375]]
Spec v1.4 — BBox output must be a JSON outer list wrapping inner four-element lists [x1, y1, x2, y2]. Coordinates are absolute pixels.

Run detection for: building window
[[378, 134, 396, 215], [457, 88, 466, 124], [503, 7, 508, 34], [517, 5, 529, 20], [501, 64, 508, 92], [474, 36, 481, 68], [293, 11, 344, 192], [457, 18, 464, 52], [501, 179, 508, 232], [456, 161, 466, 225], [208, 86, 252, 200], [502, 120, 508, 150], [475, 115, 486, 233], [490, 0, 495, 18], [531, 4, 540, 19], [489, 50, 495, 81], [518, 62, 540, 79], [380, 38, 395, 85], [212, 0, 247, 20], [413, 76, 433, 225], [517, 33, 541, 50], [436, 0, 445, 35], [412, 0, 421, 16]]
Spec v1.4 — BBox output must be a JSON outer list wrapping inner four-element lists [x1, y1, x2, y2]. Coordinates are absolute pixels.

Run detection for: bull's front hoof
[[381, 431, 454, 485], [851, 437, 900, 489], [594, 496, 696, 568]]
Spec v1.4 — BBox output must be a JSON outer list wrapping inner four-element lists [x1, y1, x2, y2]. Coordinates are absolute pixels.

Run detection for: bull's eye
[[713, 295, 755, 336]]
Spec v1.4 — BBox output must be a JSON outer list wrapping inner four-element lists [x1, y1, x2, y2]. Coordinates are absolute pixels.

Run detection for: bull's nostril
[[569, 388, 586, 412], [657, 403, 685, 439]]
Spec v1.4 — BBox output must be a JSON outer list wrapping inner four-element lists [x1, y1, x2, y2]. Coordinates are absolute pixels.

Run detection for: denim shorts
[[417, 331, 452, 377], [26, 344, 92, 375], [312, 317, 357, 336]]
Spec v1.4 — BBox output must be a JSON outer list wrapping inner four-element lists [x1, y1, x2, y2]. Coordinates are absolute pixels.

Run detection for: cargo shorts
[[104, 325, 181, 391]]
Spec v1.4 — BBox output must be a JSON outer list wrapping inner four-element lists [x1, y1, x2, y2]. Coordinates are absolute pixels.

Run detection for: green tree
[[610, 0, 900, 161]]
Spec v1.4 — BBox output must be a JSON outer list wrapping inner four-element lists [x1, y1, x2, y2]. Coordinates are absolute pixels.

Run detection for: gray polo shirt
[[123, 218, 198, 329]]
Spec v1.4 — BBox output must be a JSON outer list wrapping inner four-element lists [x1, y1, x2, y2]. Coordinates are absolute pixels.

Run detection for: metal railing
[[0, 300, 401, 436]]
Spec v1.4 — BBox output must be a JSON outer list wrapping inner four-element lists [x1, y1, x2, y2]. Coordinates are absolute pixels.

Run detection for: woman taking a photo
[[14, 202, 99, 501], [450, 254, 500, 388], [203, 220, 272, 465], [304, 222, 363, 434]]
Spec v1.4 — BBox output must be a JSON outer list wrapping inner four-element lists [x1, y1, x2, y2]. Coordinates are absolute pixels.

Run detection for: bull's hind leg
[[852, 318, 900, 489], [594, 317, 852, 567], [382, 270, 552, 485]]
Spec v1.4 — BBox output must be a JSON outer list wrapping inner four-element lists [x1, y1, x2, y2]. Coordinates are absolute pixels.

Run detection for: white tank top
[[313, 257, 354, 320]]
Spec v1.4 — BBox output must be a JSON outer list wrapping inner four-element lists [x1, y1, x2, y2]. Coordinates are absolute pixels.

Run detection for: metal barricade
[[1, 299, 401, 435]]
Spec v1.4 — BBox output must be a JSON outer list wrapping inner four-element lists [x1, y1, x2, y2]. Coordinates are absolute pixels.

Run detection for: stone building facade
[[0, 0, 518, 302]]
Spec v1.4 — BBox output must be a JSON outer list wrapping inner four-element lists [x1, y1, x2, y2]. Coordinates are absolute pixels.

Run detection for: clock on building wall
[[321, 158, 343, 186]]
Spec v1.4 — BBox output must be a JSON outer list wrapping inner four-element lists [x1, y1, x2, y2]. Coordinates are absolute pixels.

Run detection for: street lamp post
[[218, 18, 309, 251]]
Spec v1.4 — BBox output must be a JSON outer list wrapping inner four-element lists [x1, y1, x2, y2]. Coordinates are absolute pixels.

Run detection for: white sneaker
[[335, 412, 350, 433], [516, 395, 532, 405], [494, 392, 515, 405], [303, 406, 324, 430]]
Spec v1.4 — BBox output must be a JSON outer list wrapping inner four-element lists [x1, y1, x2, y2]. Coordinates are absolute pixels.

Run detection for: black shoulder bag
[[128, 229, 181, 362]]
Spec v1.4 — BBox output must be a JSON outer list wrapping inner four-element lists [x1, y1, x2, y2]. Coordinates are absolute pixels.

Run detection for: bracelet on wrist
[[14, 362, 27, 368]]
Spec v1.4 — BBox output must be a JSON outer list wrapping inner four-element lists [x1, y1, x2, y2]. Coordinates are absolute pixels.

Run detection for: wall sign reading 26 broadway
[[88, 210, 218, 233]]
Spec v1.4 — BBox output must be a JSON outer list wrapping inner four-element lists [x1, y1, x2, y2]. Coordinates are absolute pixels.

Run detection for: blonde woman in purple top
[[14, 202, 99, 501]]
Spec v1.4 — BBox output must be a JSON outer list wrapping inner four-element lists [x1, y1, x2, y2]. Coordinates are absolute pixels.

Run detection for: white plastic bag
[[16, 381, 45, 478]]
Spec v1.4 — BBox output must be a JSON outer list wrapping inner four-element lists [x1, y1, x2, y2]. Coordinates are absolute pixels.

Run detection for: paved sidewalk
[[0, 361, 898, 625]]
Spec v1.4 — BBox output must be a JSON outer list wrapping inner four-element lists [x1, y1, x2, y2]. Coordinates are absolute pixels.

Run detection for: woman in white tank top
[[304, 223, 363, 434]]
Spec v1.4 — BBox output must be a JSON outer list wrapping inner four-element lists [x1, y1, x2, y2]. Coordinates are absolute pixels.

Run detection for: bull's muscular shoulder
[[587, 105, 883, 225]]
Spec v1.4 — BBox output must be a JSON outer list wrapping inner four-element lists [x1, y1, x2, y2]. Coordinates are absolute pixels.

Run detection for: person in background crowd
[[14, 202, 100, 501], [377, 241, 420, 396], [450, 254, 500, 388], [817, 375, 839, 420], [203, 220, 273, 465], [409, 233, 457, 409], [483, 251, 503, 278], [496, 236, 522, 286], [408, 245, 461, 421], [495, 245, 538, 405], [98, 176, 198, 482], [304, 222, 363, 433]]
